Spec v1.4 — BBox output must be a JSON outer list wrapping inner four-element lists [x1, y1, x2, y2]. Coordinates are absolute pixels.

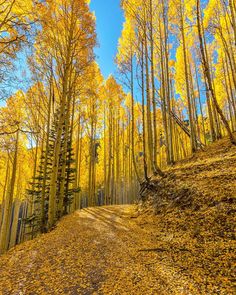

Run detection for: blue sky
[[90, 0, 124, 79], [0, 1, 124, 106]]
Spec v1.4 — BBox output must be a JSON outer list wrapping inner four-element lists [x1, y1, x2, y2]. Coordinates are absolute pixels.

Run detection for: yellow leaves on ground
[[0, 137, 235, 294]]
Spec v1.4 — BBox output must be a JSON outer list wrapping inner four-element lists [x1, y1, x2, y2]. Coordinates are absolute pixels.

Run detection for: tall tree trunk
[[180, 6, 197, 152], [130, 51, 141, 183], [150, 0, 161, 171], [0, 130, 19, 254], [162, 0, 174, 164], [144, 8, 154, 173], [197, 0, 236, 144], [141, 40, 149, 181], [194, 62, 206, 145], [41, 79, 52, 232]]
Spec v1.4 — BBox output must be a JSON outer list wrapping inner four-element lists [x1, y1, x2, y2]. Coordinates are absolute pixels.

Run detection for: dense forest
[[0, 1, 235, 291]]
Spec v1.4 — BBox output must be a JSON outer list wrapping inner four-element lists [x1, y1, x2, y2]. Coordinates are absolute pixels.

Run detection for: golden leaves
[[1, 133, 235, 294]]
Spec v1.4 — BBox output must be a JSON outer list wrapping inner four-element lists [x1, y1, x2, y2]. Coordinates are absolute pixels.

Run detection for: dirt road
[[0, 205, 200, 295], [0, 201, 235, 294]]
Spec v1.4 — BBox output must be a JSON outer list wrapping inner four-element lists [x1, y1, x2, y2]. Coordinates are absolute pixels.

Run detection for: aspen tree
[[0, 129, 19, 254], [197, 0, 236, 144]]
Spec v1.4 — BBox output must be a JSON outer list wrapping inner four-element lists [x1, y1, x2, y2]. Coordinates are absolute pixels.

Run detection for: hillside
[[0, 137, 235, 295], [138, 136, 236, 294]]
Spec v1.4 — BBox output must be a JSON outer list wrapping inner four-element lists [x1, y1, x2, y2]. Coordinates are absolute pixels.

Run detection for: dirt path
[[0, 205, 200, 295]]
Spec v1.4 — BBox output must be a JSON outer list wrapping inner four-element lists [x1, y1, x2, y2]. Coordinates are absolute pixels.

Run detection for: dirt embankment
[[138, 136, 236, 294]]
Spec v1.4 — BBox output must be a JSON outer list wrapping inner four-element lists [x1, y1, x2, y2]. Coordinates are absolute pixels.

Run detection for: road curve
[[0, 205, 198, 294]]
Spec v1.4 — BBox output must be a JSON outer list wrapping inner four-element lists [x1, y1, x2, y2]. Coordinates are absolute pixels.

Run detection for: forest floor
[[0, 137, 235, 295]]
